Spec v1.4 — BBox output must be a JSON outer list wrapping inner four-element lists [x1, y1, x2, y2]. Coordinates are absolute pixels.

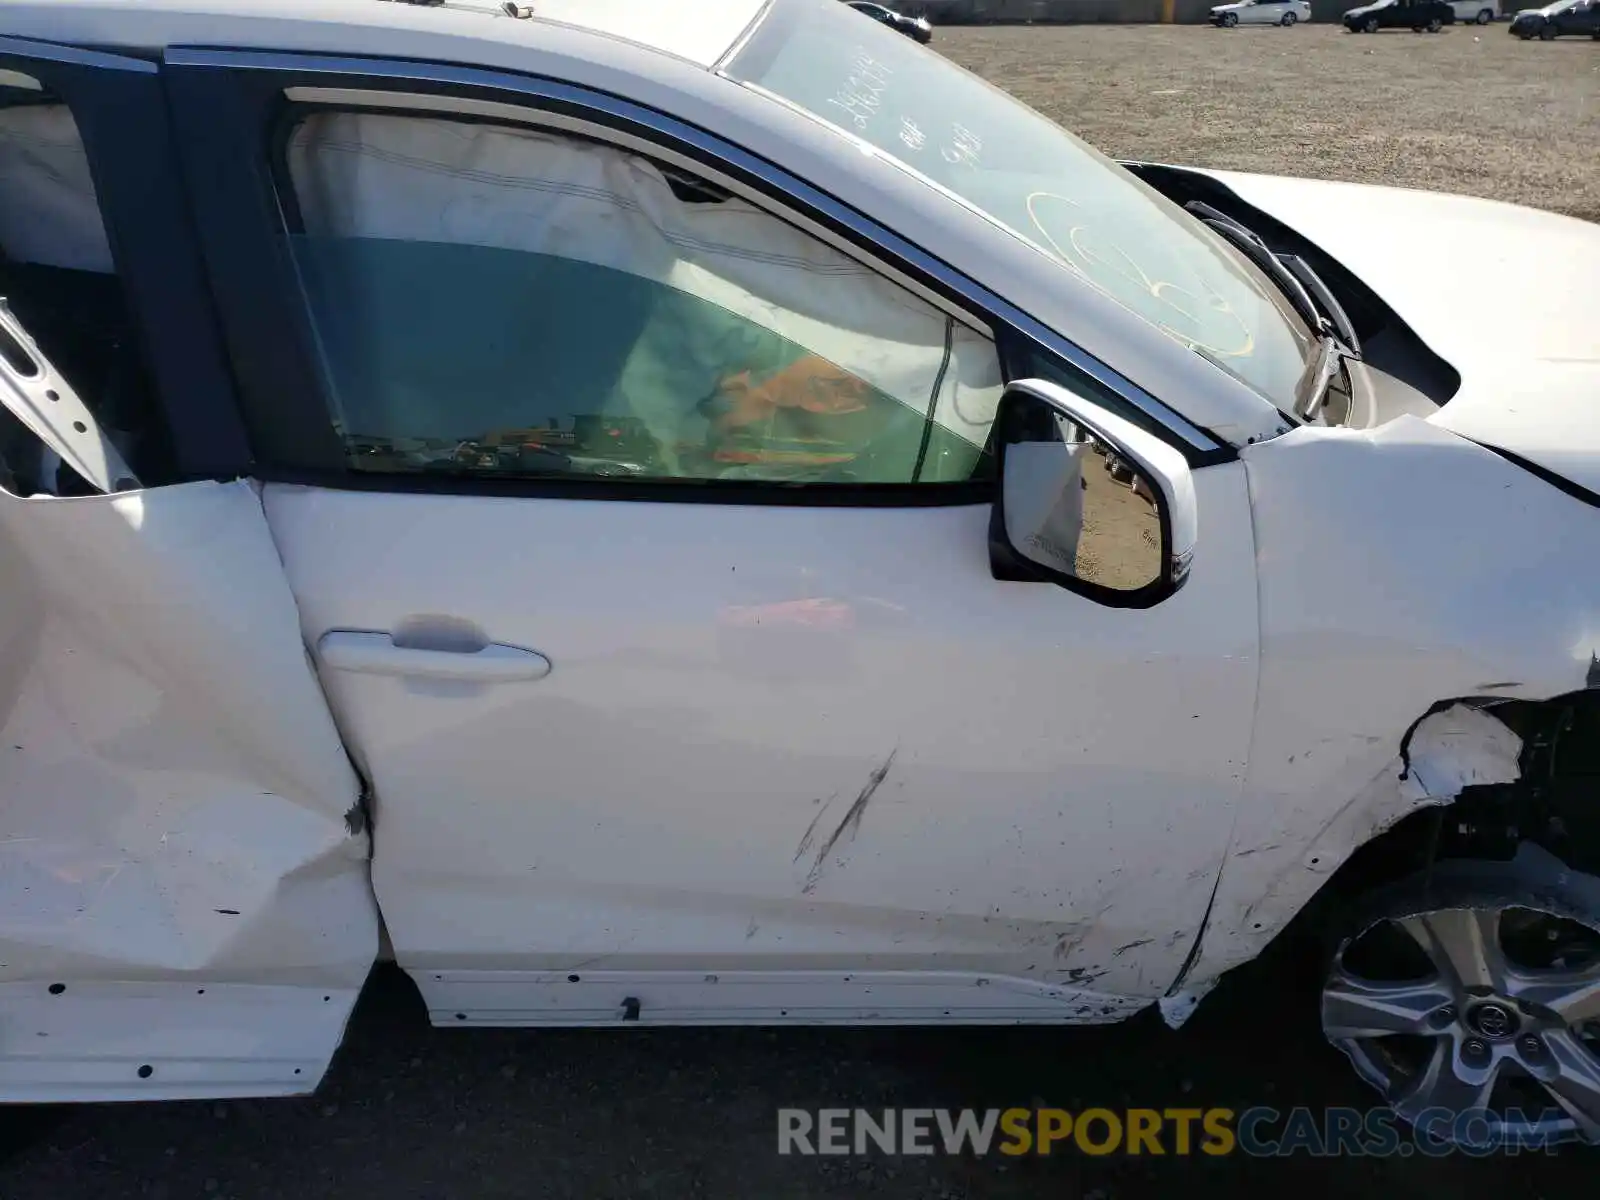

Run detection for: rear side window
[[280, 112, 1005, 486], [0, 78, 167, 490]]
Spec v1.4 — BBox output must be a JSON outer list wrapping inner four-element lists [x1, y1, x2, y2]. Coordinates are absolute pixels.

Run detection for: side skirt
[[412, 969, 1150, 1027]]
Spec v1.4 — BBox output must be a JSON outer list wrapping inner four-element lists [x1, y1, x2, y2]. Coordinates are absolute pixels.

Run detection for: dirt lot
[[941, 23, 1600, 222], [4, 24, 1599, 1200]]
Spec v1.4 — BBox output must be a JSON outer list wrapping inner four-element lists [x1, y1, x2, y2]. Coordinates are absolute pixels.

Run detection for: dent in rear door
[[0, 481, 379, 1101]]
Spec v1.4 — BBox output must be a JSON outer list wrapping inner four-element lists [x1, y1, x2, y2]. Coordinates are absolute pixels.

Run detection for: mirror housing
[[989, 379, 1197, 607]]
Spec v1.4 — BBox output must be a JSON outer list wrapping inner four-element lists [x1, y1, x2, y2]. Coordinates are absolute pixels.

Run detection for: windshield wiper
[[1187, 201, 1320, 328], [1184, 201, 1362, 421]]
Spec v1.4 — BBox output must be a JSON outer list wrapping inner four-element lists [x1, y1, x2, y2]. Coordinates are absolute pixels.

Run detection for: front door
[[169, 53, 1263, 1027]]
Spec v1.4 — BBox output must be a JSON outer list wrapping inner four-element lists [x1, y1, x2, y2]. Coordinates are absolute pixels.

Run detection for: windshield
[[724, 0, 1313, 409]]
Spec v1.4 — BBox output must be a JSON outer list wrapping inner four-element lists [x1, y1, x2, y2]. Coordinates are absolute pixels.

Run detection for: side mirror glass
[[990, 380, 1197, 605]]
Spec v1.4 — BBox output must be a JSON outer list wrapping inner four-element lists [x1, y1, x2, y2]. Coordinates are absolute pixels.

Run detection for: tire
[[1321, 845, 1600, 1149], [1539, 21, 1557, 36], [1427, 16, 1442, 29], [1365, 15, 1380, 29], [1476, 7, 1492, 21], [1222, 11, 1238, 24], [1281, 10, 1298, 23]]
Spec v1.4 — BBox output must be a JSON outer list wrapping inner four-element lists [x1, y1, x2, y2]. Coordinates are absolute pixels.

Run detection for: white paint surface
[[0, 981, 362, 1100], [1207, 169, 1600, 493], [270, 463, 1260, 1012], [1401, 703, 1523, 802], [1182, 416, 1600, 989], [1209, 0, 1313, 23], [1, 0, 1597, 1081], [0, 0, 765, 70], [0, 481, 378, 1101]]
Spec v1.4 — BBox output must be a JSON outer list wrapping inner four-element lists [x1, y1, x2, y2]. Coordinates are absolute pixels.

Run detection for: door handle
[[317, 631, 552, 683]]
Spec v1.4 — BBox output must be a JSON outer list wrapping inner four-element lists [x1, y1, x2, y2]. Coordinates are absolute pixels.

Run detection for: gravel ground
[[4, 24, 1599, 1200], [940, 24, 1600, 222]]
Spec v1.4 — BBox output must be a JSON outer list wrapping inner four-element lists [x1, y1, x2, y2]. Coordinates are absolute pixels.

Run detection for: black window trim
[[164, 48, 1232, 509]]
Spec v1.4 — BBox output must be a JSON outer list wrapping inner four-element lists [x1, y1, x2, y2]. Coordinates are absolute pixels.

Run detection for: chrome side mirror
[[989, 379, 1197, 606]]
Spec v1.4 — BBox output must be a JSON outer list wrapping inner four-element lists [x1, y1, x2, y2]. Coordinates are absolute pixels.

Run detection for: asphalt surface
[[3, 23, 1598, 1200]]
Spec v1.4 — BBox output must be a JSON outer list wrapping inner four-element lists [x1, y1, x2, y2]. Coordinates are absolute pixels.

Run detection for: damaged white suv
[[0, 0, 1597, 1147]]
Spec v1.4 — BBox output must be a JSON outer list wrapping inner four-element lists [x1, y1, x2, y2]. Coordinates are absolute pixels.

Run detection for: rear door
[[0, 38, 377, 1101], [168, 50, 1261, 1028]]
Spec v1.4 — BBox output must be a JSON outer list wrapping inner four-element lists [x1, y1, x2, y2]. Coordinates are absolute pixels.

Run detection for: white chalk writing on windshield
[[940, 122, 982, 169], [824, 48, 892, 132]]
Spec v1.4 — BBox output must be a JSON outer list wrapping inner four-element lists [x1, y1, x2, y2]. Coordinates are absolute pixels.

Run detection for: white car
[[1, 0, 1598, 1149], [1452, 0, 1501, 21], [1210, 0, 1312, 24]]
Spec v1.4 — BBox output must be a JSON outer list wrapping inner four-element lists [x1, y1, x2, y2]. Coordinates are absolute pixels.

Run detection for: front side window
[[282, 112, 1004, 486], [725, 0, 1315, 411]]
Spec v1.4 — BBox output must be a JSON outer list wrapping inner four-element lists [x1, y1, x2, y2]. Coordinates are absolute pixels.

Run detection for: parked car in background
[[845, 0, 934, 40], [1509, 0, 1600, 36], [1209, 0, 1312, 24], [1449, 0, 1500, 20], [1344, 0, 1455, 28]]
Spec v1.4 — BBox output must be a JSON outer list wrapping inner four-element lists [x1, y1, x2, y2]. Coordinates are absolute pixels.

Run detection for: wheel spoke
[[1390, 1038, 1497, 1124], [1398, 908, 1506, 992], [1539, 1031, 1600, 1142], [1508, 962, 1600, 1026], [1323, 969, 1451, 1039]]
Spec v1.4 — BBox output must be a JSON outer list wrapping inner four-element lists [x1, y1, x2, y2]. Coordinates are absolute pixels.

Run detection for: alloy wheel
[[1476, 8, 1492, 21], [1365, 16, 1380, 30], [1324, 898, 1600, 1145]]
